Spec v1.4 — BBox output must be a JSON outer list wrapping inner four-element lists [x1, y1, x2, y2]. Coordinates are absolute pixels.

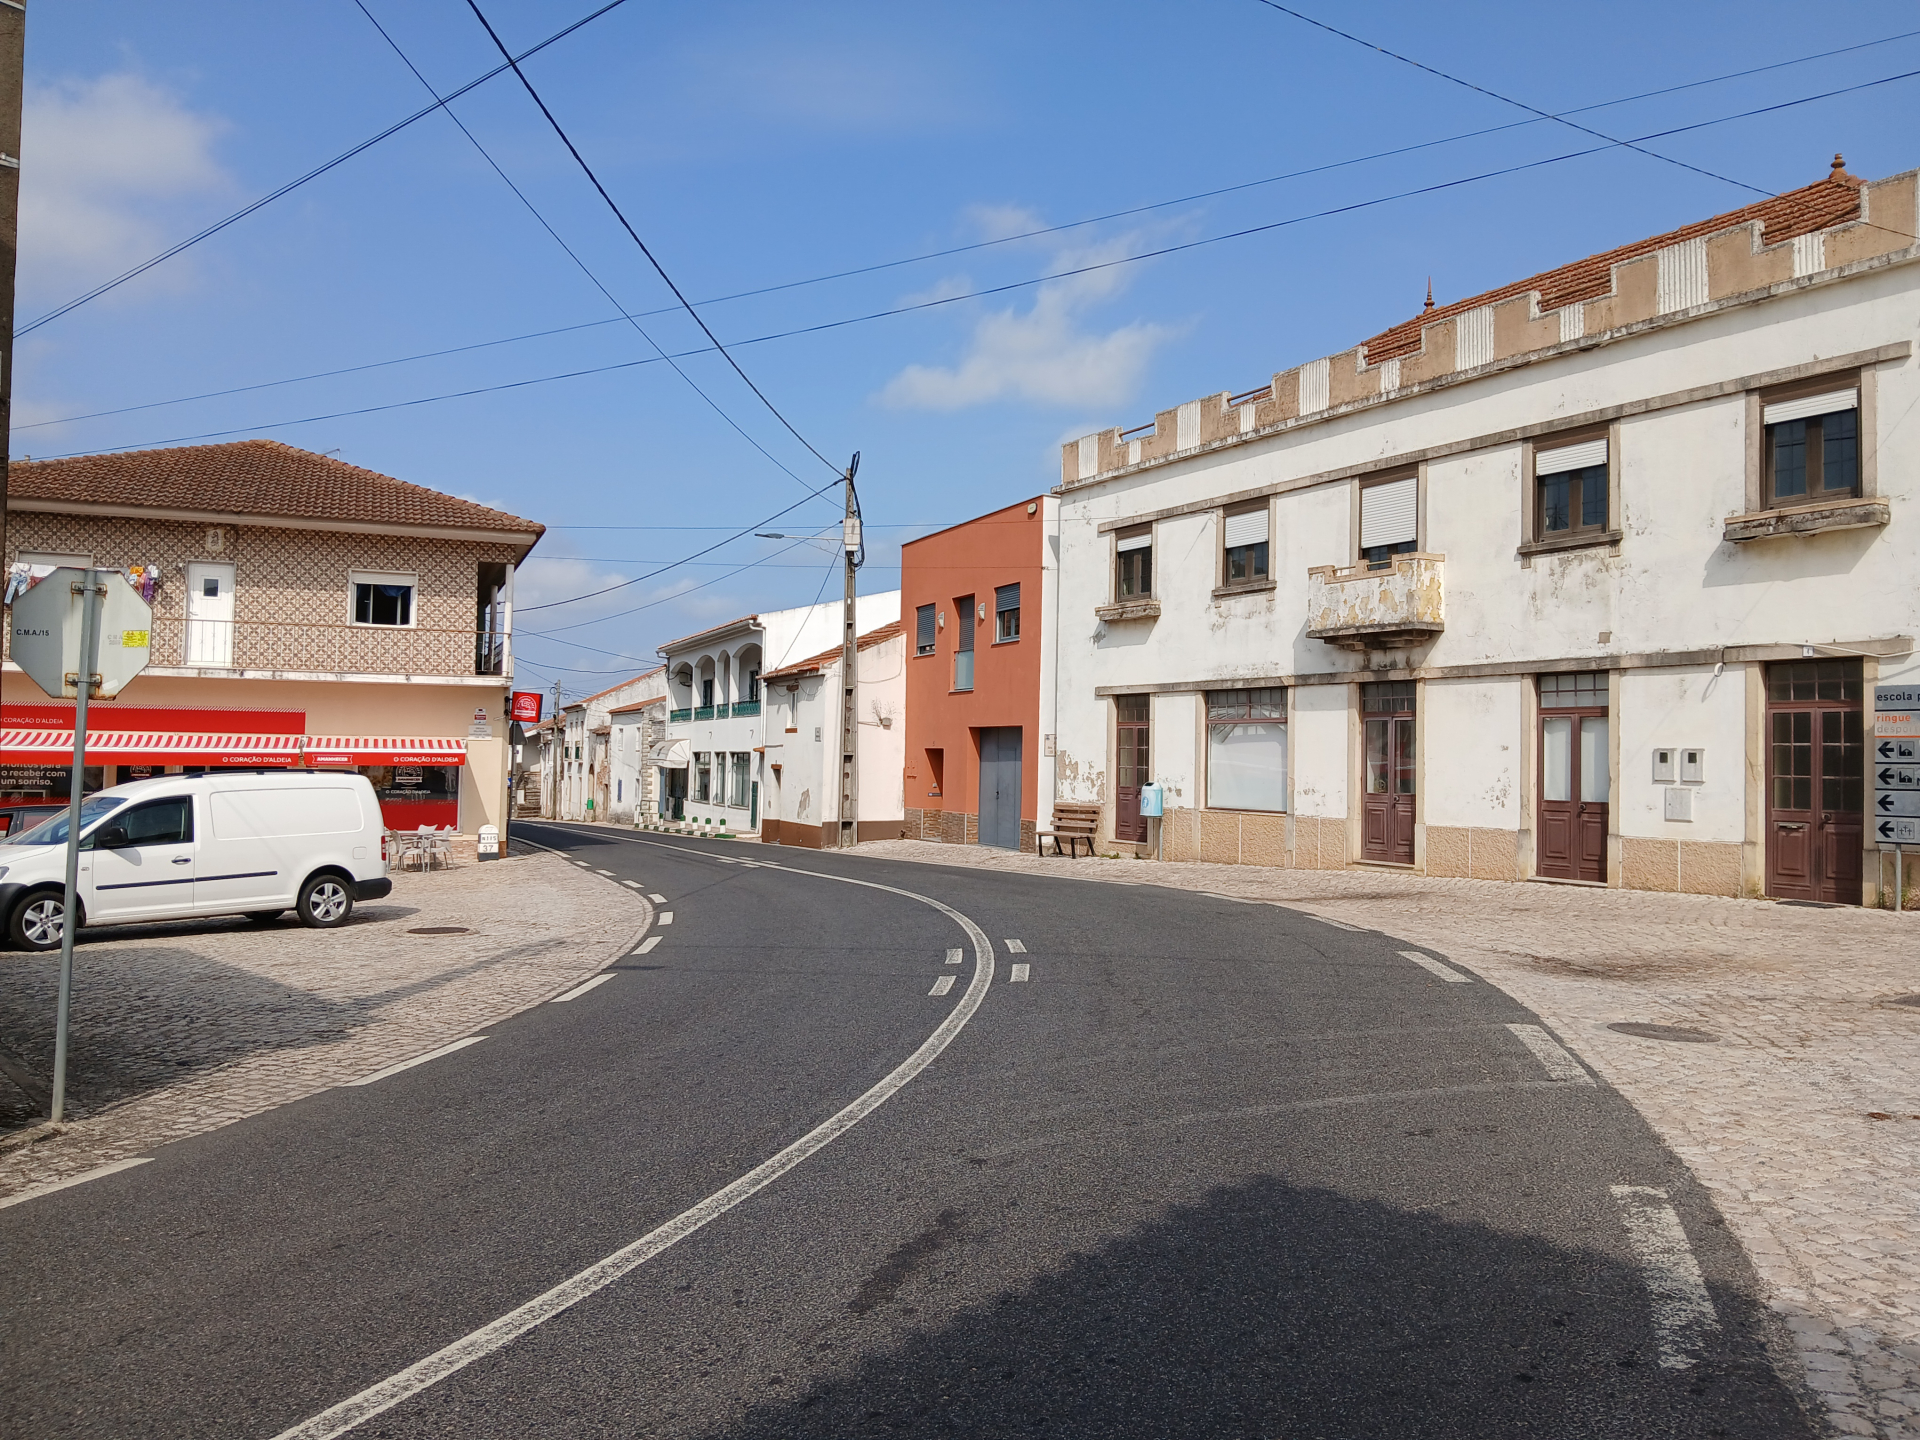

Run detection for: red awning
[[303, 737, 468, 767], [0, 730, 302, 766]]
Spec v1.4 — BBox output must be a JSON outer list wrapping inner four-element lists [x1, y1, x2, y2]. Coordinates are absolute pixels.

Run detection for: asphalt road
[[1, 824, 1815, 1438]]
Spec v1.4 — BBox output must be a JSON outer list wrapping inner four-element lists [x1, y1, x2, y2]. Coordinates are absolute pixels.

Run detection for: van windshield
[[3, 796, 125, 846]]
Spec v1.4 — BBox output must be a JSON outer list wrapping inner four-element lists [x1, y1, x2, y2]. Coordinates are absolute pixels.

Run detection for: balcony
[[669, 708, 691, 723], [694, 705, 715, 721], [714, 703, 731, 718], [1306, 553, 1445, 651], [145, 618, 513, 677], [730, 699, 761, 717]]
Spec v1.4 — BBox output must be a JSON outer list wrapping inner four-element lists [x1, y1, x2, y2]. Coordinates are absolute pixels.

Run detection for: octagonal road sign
[[6, 567, 153, 699]]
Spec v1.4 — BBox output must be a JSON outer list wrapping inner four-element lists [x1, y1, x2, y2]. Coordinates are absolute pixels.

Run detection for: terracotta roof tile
[[11, 438, 544, 536], [1361, 164, 1865, 364], [762, 620, 904, 681]]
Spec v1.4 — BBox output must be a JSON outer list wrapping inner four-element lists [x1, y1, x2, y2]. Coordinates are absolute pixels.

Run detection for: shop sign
[[511, 691, 543, 722], [469, 706, 493, 740], [393, 767, 424, 788]]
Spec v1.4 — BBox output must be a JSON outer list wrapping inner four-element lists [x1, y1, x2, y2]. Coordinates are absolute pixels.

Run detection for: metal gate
[[977, 727, 1023, 850]]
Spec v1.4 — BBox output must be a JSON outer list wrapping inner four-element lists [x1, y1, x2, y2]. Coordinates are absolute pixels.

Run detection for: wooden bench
[[1036, 802, 1101, 857]]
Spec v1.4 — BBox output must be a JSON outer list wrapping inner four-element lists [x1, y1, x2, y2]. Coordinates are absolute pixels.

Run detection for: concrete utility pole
[[836, 453, 862, 848], [0, 0, 26, 575]]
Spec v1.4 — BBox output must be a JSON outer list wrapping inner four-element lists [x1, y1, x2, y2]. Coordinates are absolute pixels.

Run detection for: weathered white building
[[655, 592, 900, 834], [607, 692, 668, 823], [1054, 159, 1917, 905], [761, 619, 907, 846], [555, 668, 667, 822]]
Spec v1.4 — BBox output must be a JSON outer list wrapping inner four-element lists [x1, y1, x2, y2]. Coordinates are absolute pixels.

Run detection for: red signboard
[[511, 691, 544, 723]]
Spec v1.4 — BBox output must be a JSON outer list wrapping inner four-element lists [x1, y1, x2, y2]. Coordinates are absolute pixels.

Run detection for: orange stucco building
[[901, 497, 1057, 852]]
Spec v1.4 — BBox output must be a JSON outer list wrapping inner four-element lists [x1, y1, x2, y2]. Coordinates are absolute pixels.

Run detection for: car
[[0, 771, 393, 952], [0, 804, 63, 838]]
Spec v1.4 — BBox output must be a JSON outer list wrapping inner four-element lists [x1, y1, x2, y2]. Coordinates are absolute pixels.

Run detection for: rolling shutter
[[1763, 387, 1857, 426], [995, 583, 1020, 613], [916, 603, 935, 650], [1534, 437, 1607, 475], [1116, 530, 1152, 553], [1359, 477, 1417, 549], [1222, 508, 1269, 547]]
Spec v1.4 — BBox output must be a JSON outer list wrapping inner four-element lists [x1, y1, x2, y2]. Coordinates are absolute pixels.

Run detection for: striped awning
[[0, 730, 302, 766], [303, 737, 468, 767]]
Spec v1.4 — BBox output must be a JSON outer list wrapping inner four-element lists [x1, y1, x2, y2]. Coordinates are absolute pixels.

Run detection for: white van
[[0, 771, 393, 952]]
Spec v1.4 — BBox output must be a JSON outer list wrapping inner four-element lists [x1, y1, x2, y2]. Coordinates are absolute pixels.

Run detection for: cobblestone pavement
[[0, 849, 646, 1200], [856, 838, 1920, 1440]]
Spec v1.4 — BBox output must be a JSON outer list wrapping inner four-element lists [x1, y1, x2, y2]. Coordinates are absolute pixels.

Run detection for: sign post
[[6, 567, 153, 1120], [1874, 686, 1920, 912]]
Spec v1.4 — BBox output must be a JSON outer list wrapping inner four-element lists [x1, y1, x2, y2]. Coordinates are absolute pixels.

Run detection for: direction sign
[[1878, 685, 1920, 709], [1874, 791, 1920, 818], [1878, 765, 1920, 791], [1878, 736, 1920, 763], [1879, 711, 1920, 738], [1878, 817, 1920, 845], [6, 568, 152, 699]]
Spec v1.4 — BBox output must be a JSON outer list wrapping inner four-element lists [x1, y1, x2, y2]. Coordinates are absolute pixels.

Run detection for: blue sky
[[20, 0, 1920, 697]]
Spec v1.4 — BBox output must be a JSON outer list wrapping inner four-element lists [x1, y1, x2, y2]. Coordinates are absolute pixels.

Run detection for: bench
[[1036, 802, 1101, 858]]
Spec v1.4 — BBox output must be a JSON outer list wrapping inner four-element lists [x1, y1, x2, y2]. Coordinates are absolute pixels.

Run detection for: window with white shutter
[[1534, 435, 1609, 539], [1221, 504, 1270, 586], [1115, 527, 1152, 599], [1761, 379, 1859, 506], [1359, 475, 1417, 568]]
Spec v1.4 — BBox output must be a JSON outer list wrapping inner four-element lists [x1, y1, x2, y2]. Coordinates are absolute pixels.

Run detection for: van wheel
[[244, 910, 283, 924], [296, 875, 354, 930], [10, 892, 69, 952]]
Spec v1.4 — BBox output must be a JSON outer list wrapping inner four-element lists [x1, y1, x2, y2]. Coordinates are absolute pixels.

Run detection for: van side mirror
[[95, 825, 130, 849]]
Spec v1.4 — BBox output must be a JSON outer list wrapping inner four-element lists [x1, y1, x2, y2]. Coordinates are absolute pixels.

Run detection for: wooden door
[[1363, 714, 1415, 864], [1115, 695, 1149, 842], [1538, 710, 1609, 882], [1767, 662, 1864, 903]]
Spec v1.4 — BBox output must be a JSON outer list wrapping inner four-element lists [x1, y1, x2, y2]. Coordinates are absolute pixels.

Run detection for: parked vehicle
[[0, 804, 62, 838], [0, 772, 393, 952]]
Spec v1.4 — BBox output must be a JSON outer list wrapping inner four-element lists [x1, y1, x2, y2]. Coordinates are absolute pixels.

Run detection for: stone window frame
[[1516, 422, 1622, 562], [1747, 366, 1873, 514]]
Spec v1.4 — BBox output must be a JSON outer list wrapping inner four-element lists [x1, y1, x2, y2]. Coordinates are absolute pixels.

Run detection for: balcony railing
[[19, 617, 517, 678], [1306, 553, 1445, 651], [730, 699, 761, 717], [669, 708, 692, 723], [714, 703, 731, 719], [694, 705, 715, 721]]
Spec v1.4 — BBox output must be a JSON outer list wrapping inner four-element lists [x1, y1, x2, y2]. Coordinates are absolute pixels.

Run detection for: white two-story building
[[1054, 159, 1918, 906]]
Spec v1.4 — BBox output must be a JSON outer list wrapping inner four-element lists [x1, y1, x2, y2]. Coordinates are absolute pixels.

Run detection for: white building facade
[[761, 620, 907, 847], [1053, 162, 1918, 906], [556, 668, 667, 822]]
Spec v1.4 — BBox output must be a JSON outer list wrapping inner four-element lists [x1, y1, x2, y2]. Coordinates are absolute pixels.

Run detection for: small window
[[746, 668, 760, 702], [954, 595, 975, 691], [353, 578, 414, 626], [1222, 505, 1269, 586], [995, 583, 1021, 642], [916, 603, 936, 656], [1359, 475, 1417, 570], [700, 678, 714, 708], [1116, 528, 1152, 599], [1767, 658, 1861, 704], [1540, 671, 1607, 708], [1205, 688, 1288, 813], [1764, 385, 1858, 506], [1534, 437, 1608, 539]]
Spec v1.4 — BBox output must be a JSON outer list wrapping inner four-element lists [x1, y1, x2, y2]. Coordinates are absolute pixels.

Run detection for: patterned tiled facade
[[5, 512, 517, 679]]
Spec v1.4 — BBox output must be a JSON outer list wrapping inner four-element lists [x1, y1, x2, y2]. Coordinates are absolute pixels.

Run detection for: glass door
[[1767, 661, 1864, 903], [1537, 673, 1609, 882], [1115, 694, 1149, 842], [1362, 682, 1415, 863]]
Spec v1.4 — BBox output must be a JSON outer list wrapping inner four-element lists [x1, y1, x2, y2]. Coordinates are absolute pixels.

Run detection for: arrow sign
[[1876, 791, 1920, 817], [1878, 817, 1920, 844], [1881, 738, 1920, 761], [1881, 766, 1920, 789]]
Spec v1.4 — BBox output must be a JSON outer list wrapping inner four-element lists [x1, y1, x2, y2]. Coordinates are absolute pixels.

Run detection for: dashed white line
[[595, 869, 616, 876], [945, 947, 963, 965], [656, 912, 674, 926], [1400, 950, 1471, 983], [1005, 939, 1026, 953], [1611, 1185, 1719, 1369], [345, 1035, 488, 1088], [928, 975, 956, 996], [648, 893, 667, 903], [633, 936, 662, 955], [1506, 1023, 1594, 1084], [1010, 963, 1031, 982], [0, 1156, 151, 1211], [552, 974, 616, 1003], [621, 880, 643, 889]]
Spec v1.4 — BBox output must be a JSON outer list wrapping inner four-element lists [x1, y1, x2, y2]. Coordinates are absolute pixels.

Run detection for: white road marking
[[633, 936, 662, 955], [1010, 963, 1030, 982], [552, 974, 615, 1003], [621, 880, 643, 889], [945, 947, 963, 965], [657, 912, 673, 925], [648, 894, 667, 903], [344, 1035, 488, 1088], [1400, 950, 1471, 983], [0, 1156, 151, 1211], [596, 869, 616, 876], [273, 860, 997, 1440], [928, 975, 955, 996], [1506, 1024, 1594, 1084], [1611, 1185, 1719, 1369], [1005, 939, 1026, 953]]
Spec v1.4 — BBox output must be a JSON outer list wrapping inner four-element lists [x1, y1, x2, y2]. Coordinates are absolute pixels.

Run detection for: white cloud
[[512, 556, 642, 615], [878, 230, 1176, 412], [964, 203, 1046, 244], [19, 72, 231, 301]]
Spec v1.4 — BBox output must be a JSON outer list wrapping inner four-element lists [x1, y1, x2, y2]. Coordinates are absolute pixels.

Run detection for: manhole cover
[[1608, 1022, 1719, 1043], [407, 926, 472, 936]]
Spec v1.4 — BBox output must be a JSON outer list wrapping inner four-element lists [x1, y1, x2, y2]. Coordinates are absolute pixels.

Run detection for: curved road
[[2, 824, 1812, 1438]]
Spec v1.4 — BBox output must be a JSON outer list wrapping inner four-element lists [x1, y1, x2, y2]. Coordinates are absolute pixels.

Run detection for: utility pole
[[0, 1, 26, 579], [836, 453, 862, 848]]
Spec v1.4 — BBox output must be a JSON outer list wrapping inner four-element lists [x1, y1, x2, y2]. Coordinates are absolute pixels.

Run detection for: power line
[[15, 0, 634, 337], [22, 27, 1919, 437], [463, 0, 841, 478], [352, 0, 817, 492], [36, 61, 1920, 462]]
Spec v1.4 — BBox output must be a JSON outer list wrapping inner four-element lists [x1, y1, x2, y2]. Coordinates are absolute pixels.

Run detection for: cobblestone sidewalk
[[856, 838, 1920, 1440], [0, 849, 646, 1200]]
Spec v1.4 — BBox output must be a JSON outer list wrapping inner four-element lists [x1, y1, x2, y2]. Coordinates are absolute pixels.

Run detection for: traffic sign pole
[[48, 571, 104, 1124]]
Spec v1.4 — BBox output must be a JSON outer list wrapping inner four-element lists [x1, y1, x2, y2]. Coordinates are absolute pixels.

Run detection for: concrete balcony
[[1306, 553, 1445, 651]]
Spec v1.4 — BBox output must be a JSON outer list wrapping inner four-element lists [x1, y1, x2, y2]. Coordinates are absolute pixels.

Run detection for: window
[[1534, 437, 1608, 539], [1764, 385, 1858, 506], [1539, 671, 1607, 708], [1359, 475, 1417, 569], [746, 668, 760, 702], [916, 603, 936, 656], [695, 752, 712, 803], [954, 595, 975, 691], [700, 677, 714, 708], [1206, 688, 1287, 812], [1222, 505, 1269, 586], [729, 753, 750, 808], [92, 796, 193, 848], [1115, 528, 1152, 599], [995, 584, 1021, 642], [352, 572, 416, 626]]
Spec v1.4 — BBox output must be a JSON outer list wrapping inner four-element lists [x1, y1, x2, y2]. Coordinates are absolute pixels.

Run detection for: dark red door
[[1115, 694, 1149, 843], [1362, 696, 1415, 864], [1767, 661, 1864, 903], [1538, 708, 1609, 882]]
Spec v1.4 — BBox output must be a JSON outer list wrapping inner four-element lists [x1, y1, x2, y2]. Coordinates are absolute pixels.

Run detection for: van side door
[[83, 796, 197, 923], [196, 785, 367, 914]]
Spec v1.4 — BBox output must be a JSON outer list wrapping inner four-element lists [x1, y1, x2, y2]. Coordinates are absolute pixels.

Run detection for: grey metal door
[[978, 727, 1023, 850]]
